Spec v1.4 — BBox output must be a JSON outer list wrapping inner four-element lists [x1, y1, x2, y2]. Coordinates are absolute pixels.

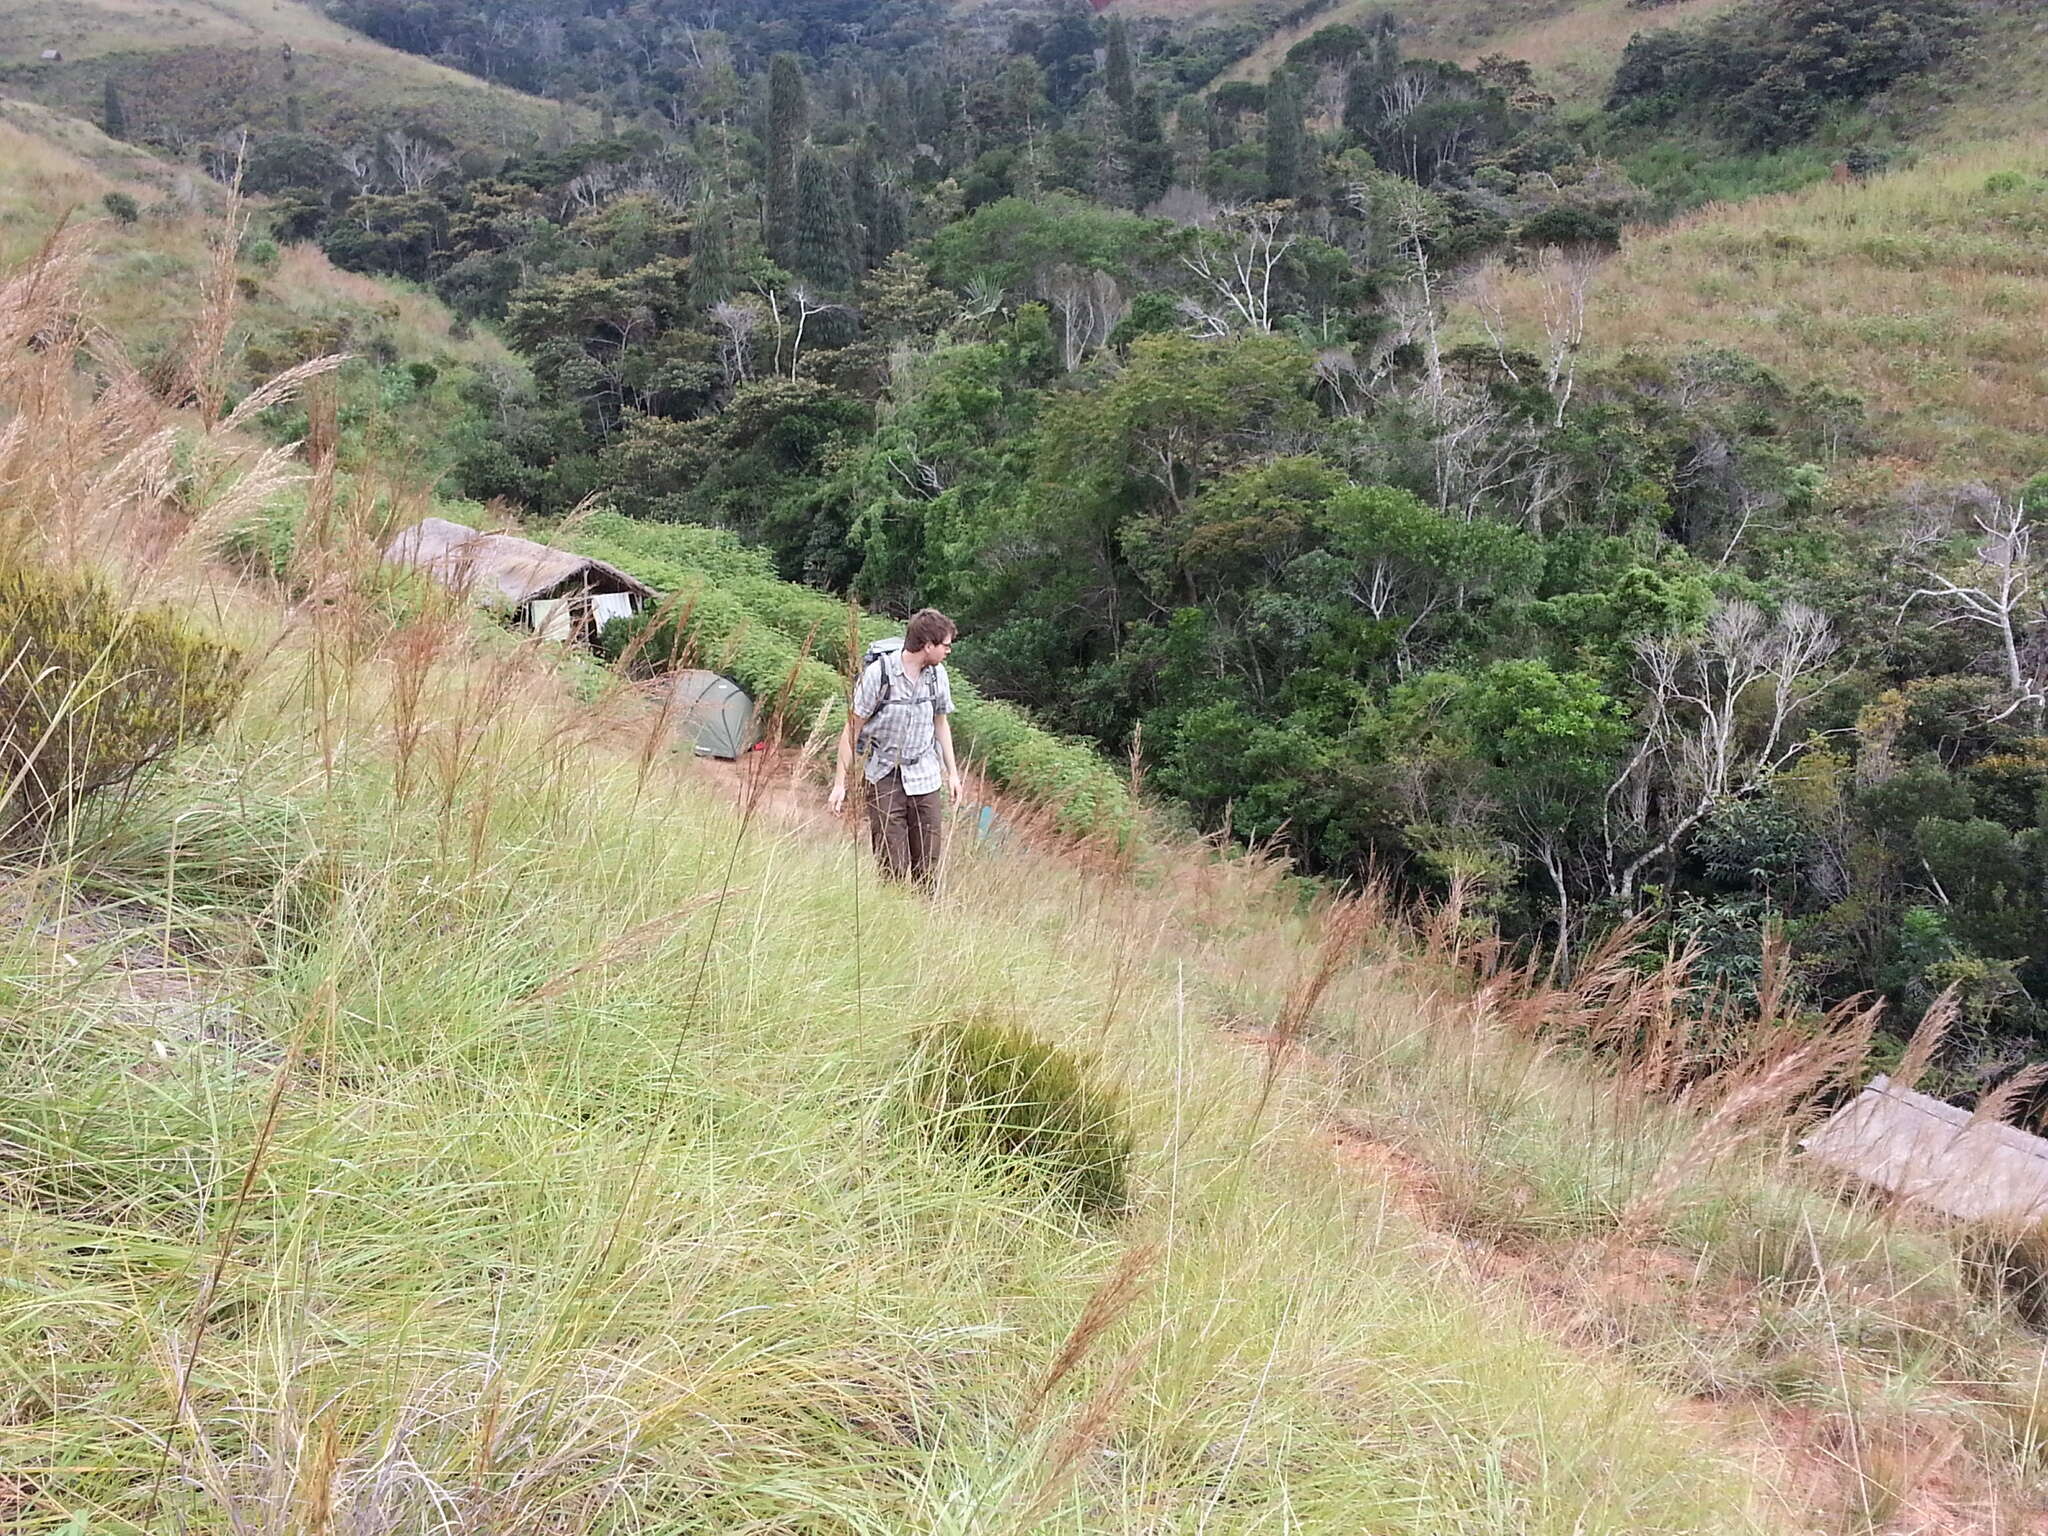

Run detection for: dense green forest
[[132, 0, 2048, 1081]]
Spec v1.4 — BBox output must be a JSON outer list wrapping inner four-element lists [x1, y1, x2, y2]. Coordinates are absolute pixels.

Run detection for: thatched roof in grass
[[1801, 1074, 2048, 1225], [384, 517, 654, 608]]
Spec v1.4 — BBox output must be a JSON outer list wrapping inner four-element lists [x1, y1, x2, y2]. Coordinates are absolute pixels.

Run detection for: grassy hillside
[[9, 201, 2048, 1533], [0, 96, 524, 498], [1465, 134, 2048, 481], [1211, 0, 1744, 100], [1, 230, 1804, 1535], [0, 0, 572, 152]]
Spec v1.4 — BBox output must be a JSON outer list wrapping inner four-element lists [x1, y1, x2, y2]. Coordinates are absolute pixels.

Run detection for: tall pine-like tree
[[765, 53, 808, 264], [1343, 14, 1403, 139], [1036, 2, 1099, 108], [1103, 17, 1136, 112], [102, 79, 127, 140], [849, 149, 910, 272], [791, 148, 854, 291], [1264, 70, 1305, 201], [877, 72, 911, 155], [688, 199, 736, 308], [1124, 88, 1172, 209], [1172, 93, 1212, 181]]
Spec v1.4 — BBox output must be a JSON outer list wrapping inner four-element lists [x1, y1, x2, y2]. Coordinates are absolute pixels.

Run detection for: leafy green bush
[[573, 513, 1137, 841], [594, 572, 846, 740], [217, 488, 306, 581], [0, 559, 246, 841], [100, 190, 140, 224], [912, 1014, 1133, 1213]]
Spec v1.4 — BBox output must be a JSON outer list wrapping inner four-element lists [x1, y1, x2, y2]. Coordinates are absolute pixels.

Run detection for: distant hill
[[1464, 131, 2048, 482], [0, 0, 576, 156], [1461, 6, 2048, 481], [1206, 0, 1747, 102]]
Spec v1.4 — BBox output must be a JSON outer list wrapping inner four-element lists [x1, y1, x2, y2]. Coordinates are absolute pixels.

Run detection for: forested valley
[[113, 0, 2048, 1086]]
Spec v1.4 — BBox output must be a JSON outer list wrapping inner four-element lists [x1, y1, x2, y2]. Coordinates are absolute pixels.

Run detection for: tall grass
[[0, 218, 1813, 1536], [6, 202, 2048, 1536]]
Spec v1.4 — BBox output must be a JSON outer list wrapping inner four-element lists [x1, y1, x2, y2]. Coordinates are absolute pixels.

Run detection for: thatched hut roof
[[383, 517, 654, 608], [1801, 1074, 2048, 1225]]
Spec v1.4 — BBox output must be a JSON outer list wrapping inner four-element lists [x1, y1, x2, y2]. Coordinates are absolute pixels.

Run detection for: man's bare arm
[[829, 711, 867, 814], [937, 714, 963, 799]]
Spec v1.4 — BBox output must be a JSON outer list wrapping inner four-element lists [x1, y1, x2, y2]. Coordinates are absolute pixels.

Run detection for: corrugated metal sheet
[[384, 517, 653, 608], [1801, 1074, 2048, 1225]]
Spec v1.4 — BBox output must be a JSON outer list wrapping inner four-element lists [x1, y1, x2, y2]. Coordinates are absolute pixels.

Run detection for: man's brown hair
[[904, 608, 956, 652]]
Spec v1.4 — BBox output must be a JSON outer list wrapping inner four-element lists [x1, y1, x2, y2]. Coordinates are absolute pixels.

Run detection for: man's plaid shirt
[[853, 650, 954, 795]]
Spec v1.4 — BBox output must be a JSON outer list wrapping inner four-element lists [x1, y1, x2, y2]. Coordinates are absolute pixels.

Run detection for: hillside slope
[[1466, 133, 2048, 480], [0, 0, 572, 152], [0, 94, 525, 502], [1191, 0, 2043, 131], [0, 230, 1811, 1532], [1212, 0, 1745, 100], [9, 113, 2048, 1532]]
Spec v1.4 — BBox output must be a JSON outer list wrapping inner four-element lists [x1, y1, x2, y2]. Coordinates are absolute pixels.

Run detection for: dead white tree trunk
[[384, 131, 453, 195], [1178, 203, 1296, 334], [1905, 498, 2044, 725], [1604, 599, 1839, 903]]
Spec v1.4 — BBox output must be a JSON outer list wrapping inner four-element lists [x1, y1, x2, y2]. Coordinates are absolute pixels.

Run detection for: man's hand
[[948, 771, 965, 802], [828, 779, 848, 815]]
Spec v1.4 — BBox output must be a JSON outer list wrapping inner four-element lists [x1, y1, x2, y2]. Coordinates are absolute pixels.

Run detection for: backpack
[[855, 636, 944, 755]]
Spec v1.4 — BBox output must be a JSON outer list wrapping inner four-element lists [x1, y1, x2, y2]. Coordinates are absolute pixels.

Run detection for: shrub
[[100, 190, 140, 224], [1516, 205, 1622, 251], [0, 559, 247, 841], [571, 513, 1139, 842], [597, 578, 845, 737], [217, 490, 304, 581], [912, 1014, 1134, 1213]]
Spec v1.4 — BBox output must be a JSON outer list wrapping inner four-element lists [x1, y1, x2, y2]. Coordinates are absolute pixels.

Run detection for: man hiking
[[829, 608, 964, 887]]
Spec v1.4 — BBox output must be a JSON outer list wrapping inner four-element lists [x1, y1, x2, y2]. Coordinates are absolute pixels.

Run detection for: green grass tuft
[[913, 1013, 1136, 1214]]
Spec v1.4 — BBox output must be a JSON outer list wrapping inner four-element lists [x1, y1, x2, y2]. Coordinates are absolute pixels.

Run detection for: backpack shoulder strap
[[858, 653, 891, 716]]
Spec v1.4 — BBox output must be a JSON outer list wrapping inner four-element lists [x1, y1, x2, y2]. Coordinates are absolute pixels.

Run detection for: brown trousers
[[865, 768, 943, 887]]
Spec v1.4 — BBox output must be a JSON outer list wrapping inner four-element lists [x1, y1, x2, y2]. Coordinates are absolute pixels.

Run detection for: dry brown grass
[[1287, 917, 2048, 1531], [1190, 0, 1742, 99], [1460, 135, 2048, 480]]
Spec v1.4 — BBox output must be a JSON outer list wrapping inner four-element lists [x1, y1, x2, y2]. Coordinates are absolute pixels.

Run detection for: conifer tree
[[285, 93, 304, 134], [1103, 17, 1136, 112], [102, 79, 127, 140], [1124, 88, 1172, 209], [1264, 70, 1305, 201], [848, 150, 910, 272], [688, 201, 736, 308], [910, 71, 948, 152], [765, 52, 808, 263], [869, 184, 908, 268], [1172, 94, 1211, 182], [1036, 1, 1099, 108], [877, 72, 911, 155], [1344, 13, 1403, 139], [1083, 92, 1128, 210], [792, 148, 854, 291]]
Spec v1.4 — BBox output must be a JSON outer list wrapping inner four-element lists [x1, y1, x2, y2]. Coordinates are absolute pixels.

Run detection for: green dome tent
[[670, 669, 757, 759]]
